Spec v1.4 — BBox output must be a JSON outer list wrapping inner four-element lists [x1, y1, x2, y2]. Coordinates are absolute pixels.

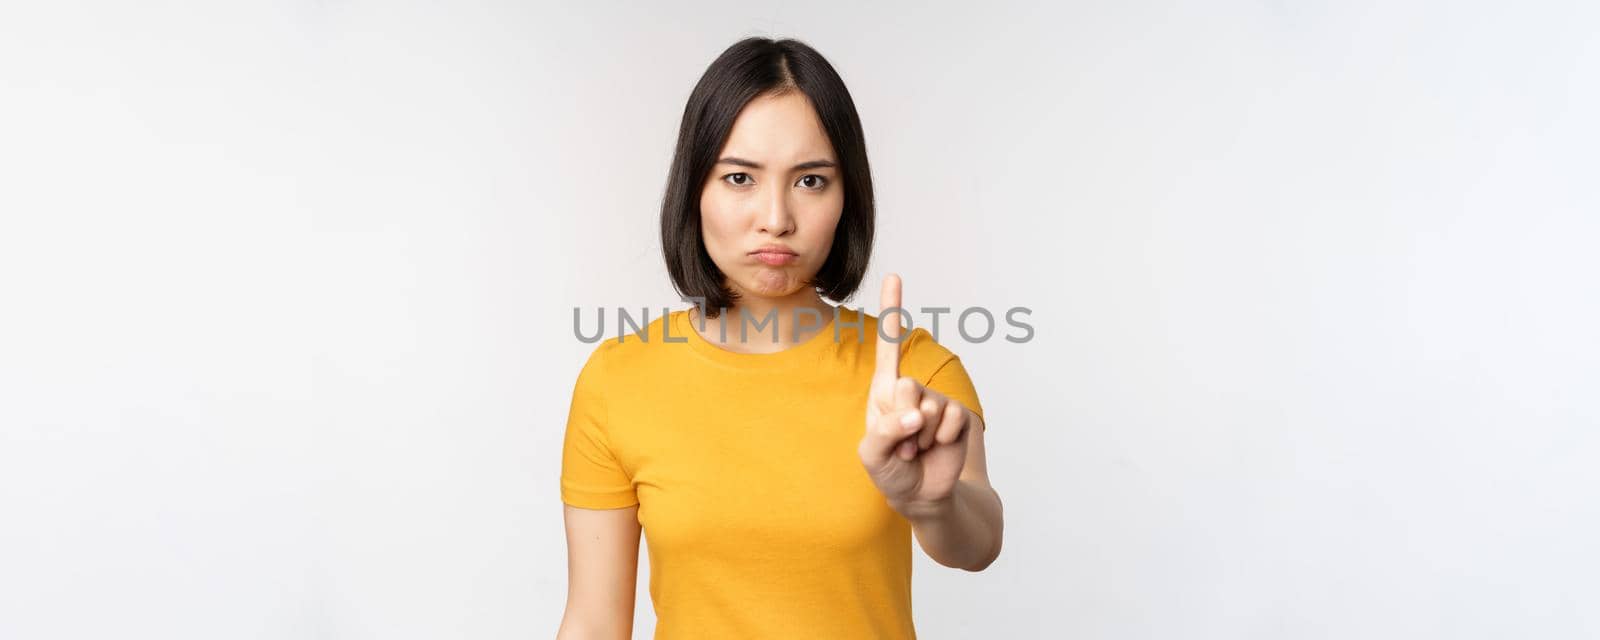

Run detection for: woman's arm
[[905, 409, 1004, 572], [557, 504, 641, 640]]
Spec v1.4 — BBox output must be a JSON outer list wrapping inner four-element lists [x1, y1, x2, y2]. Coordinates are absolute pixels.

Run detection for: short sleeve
[[926, 355, 985, 428], [897, 327, 986, 429], [559, 346, 639, 509]]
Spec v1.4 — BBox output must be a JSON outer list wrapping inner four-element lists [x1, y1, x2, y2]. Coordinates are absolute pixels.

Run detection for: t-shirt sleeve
[[926, 354, 985, 428], [900, 327, 986, 429], [559, 345, 639, 509]]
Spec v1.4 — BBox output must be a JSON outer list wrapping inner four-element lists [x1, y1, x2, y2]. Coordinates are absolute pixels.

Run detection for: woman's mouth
[[749, 244, 798, 266], [752, 251, 797, 266]]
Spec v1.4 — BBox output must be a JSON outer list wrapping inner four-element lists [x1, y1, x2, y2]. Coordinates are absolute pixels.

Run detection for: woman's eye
[[797, 175, 828, 189], [723, 173, 828, 189]]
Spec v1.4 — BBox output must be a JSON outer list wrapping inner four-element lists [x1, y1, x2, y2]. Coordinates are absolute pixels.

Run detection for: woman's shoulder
[[576, 308, 686, 371]]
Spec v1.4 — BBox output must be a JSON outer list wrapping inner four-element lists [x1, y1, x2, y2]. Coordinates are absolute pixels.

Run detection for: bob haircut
[[660, 37, 875, 318]]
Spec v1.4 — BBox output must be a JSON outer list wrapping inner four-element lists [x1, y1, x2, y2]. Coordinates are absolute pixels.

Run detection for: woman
[[558, 37, 1004, 639]]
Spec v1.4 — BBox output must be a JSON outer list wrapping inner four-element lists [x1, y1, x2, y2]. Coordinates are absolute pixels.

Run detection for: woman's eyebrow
[[717, 156, 838, 170]]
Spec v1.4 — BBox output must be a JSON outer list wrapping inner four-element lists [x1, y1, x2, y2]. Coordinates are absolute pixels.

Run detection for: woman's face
[[699, 91, 844, 301]]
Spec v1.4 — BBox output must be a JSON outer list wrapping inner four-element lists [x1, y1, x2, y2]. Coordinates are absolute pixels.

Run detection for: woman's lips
[[752, 251, 797, 266]]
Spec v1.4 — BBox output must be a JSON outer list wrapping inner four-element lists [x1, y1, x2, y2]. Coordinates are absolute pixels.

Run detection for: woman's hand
[[858, 273, 975, 519]]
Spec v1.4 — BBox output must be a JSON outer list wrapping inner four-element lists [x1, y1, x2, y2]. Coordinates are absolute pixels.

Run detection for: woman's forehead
[[720, 94, 836, 163]]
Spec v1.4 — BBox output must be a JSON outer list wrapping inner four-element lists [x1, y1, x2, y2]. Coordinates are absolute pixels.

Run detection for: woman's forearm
[[905, 479, 1004, 571]]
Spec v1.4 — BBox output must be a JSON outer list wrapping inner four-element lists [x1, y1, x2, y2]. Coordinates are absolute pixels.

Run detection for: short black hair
[[660, 37, 875, 318]]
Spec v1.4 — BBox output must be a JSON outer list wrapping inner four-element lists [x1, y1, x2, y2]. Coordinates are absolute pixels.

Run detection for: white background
[[3, 1, 1597, 638]]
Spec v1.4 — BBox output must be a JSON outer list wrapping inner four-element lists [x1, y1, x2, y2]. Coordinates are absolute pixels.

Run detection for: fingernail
[[900, 412, 919, 430]]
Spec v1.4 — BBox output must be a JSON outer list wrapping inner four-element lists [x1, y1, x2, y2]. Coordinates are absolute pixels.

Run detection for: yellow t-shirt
[[560, 305, 985, 639]]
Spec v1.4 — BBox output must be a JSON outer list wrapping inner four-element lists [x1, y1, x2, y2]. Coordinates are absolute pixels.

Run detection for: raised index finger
[[875, 272, 903, 384]]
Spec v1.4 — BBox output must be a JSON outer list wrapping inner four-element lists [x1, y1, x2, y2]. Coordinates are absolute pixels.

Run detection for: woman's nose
[[757, 188, 795, 236]]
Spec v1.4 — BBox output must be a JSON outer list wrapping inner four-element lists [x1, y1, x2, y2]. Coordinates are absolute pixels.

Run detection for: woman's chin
[[742, 270, 802, 298]]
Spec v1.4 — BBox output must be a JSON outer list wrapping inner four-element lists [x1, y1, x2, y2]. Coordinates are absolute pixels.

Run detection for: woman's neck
[[693, 289, 835, 353]]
